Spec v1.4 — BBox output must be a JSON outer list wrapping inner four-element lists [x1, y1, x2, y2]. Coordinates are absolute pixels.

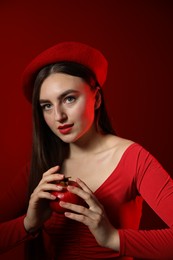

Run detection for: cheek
[[43, 113, 54, 128], [85, 98, 95, 115], [77, 99, 95, 121]]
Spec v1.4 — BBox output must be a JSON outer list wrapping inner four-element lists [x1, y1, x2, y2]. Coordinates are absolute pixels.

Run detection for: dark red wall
[[0, 0, 172, 259]]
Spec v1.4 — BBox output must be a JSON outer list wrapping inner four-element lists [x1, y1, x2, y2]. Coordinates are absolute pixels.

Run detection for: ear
[[95, 89, 102, 110]]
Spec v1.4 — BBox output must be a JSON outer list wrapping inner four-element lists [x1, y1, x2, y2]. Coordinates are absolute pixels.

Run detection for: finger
[[40, 173, 64, 185], [30, 190, 57, 201], [59, 201, 88, 214], [74, 179, 102, 207], [36, 183, 63, 193], [76, 178, 93, 193], [61, 187, 103, 216], [67, 185, 101, 209], [67, 185, 91, 200], [64, 211, 92, 226], [59, 201, 97, 221], [62, 206, 101, 228], [43, 165, 61, 177]]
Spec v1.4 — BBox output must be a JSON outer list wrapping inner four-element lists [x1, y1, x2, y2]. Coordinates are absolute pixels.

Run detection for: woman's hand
[[24, 165, 64, 233], [59, 178, 120, 251]]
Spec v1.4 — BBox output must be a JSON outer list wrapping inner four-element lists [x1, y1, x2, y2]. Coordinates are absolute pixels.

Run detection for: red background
[[0, 0, 173, 259]]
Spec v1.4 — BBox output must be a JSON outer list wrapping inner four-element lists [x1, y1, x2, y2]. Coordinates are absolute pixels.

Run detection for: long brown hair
[[27, 61, 116, 259], [29, 61, 116, 195]]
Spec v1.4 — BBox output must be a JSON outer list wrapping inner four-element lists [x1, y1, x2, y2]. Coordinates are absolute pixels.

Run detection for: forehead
[[39, 73, 91, 99]]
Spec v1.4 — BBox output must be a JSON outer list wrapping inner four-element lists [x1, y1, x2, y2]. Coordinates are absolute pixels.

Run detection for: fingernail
[[57, 194, 64, 199], [56, 185, 63, 191], [67, 186, 74, 191]]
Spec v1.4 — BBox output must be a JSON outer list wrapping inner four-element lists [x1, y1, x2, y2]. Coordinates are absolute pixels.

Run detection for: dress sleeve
[[0, 164, 35, 254], [118, 146, 173, 258], [0, 215, 37, 254]]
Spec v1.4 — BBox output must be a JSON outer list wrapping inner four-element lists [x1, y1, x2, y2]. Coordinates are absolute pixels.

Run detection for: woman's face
[[39, 73, 98, 143]]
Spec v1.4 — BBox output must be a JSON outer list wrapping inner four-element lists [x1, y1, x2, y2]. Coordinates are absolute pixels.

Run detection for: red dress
[[1, 143, 173, 259]]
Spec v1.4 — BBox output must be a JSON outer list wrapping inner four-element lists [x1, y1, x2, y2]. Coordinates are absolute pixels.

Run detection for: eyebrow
[[39, 89, 79, 104]]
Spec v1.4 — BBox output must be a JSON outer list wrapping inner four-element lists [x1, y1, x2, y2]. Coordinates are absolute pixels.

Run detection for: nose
[[54, 105, 67, 122]]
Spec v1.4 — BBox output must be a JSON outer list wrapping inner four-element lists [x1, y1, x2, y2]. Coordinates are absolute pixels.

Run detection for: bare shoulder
[[105, 135, 134, 159], [106, 135, 134, 150]]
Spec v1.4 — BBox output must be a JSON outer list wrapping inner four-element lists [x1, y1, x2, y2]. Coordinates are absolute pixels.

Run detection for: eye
[[64, 95, 76, 104], [40, 103, 53, 111]]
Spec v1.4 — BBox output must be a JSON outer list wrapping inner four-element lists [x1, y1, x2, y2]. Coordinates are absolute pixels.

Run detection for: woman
[[0, 41, 173, 259]]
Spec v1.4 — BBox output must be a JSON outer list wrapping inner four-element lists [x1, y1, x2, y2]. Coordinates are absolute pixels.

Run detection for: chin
[[59, 135, 78, 144]]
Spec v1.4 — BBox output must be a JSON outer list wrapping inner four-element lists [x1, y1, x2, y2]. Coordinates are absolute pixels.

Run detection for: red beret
[[22, 41, 108, 102]]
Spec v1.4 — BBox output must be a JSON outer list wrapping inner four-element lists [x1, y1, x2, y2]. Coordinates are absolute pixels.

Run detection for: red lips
[[58, 124, 73, 129], [58, 124, 74, 134]]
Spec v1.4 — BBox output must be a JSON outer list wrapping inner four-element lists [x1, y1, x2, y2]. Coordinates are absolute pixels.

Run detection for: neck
[[69, 127, 107, 158]]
